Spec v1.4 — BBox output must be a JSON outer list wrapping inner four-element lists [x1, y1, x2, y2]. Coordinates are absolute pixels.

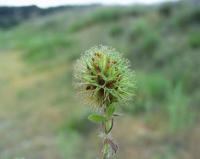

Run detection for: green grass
[[167, 83, 194, 133], [23, 36, 74, 63], [188, 31, 200, 48], [68, 6, 146, 32], [109, 24, 124, 37], [0, 2, 199, 159]]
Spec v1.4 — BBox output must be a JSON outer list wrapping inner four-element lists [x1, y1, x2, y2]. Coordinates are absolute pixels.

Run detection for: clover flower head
[[74, 45, 135, 107]]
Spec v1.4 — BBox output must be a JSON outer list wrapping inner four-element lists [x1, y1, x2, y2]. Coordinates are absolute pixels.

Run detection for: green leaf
[[88, 114, 106, 123], [106, 105, 115, 117]]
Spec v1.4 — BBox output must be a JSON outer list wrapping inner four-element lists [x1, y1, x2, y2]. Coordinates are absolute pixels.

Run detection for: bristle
[[73, 45, 136, 107]]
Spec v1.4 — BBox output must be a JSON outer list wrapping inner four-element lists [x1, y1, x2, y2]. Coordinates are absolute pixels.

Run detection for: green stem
[[101, 107, 114, 159], [102, 142, 109, 159]]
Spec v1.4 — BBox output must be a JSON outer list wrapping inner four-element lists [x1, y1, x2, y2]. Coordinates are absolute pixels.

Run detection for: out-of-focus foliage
[[0, 1, 199, 159]]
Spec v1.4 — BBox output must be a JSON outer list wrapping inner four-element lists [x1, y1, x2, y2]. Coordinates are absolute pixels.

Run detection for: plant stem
[[100, 107, 114, 159]]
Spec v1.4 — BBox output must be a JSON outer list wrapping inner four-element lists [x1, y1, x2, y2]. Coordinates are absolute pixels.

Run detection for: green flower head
[[74, 45, 135, 107]]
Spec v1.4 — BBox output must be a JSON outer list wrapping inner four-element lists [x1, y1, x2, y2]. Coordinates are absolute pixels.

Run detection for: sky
[[0, 0, 178, 8]]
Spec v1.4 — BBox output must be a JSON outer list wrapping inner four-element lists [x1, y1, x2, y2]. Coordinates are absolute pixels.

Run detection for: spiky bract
[[74, 45, 135, 107]]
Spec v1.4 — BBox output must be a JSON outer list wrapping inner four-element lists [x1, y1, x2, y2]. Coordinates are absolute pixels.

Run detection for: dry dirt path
[[0, 52, 63, 159]]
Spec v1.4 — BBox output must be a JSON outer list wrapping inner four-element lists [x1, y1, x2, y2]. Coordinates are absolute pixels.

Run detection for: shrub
[[109, 25, 123, 37], [141, 32, 160, 53], [158, 2, 174, 17], [68, 8, 122, 32], [188, 31, 200, 48], [123, 73, 170, 114], [129, 19, 160, 56], [170, 5, 200, 29], [23, 36, 73, 63], [129, 19, 149, 41], [69, 7, 144, 32]]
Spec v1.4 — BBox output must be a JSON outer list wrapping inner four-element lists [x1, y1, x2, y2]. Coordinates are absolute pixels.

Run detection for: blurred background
[[0, 0, 199, 158]]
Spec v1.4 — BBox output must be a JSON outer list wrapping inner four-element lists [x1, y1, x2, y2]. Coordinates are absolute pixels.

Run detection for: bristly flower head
[[74, 45, 135, 107]]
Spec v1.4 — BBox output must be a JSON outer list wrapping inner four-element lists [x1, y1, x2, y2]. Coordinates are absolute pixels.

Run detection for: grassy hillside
[[0, 5, 97, 29], [0, 2, 199, 159]]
